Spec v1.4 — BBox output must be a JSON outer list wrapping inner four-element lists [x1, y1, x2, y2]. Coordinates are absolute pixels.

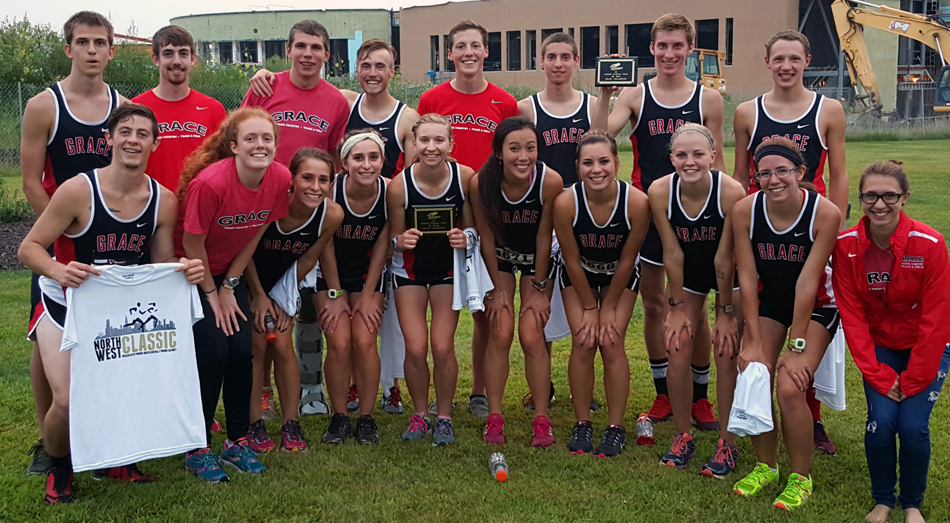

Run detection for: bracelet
[[584, 305, 597, 311], [203, 286, 217, 295]]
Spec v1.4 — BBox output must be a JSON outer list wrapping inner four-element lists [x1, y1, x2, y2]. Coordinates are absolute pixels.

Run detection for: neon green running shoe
[[773, 473, 813, 510], [733, 462, 779, 496]]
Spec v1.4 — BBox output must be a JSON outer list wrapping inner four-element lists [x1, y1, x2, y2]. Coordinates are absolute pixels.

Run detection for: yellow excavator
[[831, 0, 950, 112], [643, 49, 728, 93]]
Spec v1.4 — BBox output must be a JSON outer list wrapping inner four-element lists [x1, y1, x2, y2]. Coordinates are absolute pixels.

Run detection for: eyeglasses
[[860, 192, 905, 205], [753, 166, 799, 180]]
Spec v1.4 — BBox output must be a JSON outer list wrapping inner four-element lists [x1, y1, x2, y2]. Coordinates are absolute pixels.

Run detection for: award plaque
[[596, 57, 638, 87], [413, 206, 456, 234]]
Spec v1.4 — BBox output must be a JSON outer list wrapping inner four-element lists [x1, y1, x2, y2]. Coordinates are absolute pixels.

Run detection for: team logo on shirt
[[761, 134, 810, 152], [443, 114, 499, 133], [65, 135, 111, 157], [92, 302, 179, 362], [901, 255, 924, 269], [756, 242, 808, 262], [675, 226, 717, 242], [866, 271, 892, 285], [158, 121, 210, 137], [542, 127, 585, 147], [272, 111, 331, 132], [646, 118, 688, 136], [217, 210, 271, 227]]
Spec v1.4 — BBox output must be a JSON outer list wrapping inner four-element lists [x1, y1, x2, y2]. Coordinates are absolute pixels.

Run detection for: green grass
[[0, 141, 949, 522]]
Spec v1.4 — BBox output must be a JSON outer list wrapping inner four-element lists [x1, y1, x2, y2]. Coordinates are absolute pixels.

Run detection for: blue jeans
[[863, 344, 950, 509]]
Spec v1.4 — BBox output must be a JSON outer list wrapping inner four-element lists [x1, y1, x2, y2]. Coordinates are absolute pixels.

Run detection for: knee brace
[[295, 319, 329, 415]]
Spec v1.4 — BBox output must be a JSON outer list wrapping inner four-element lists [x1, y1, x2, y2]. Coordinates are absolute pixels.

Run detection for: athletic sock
[[50, 453, 71, 470], [806, 386, 822, 421], [691, 364, 711, 403], [649, 358, 669, 396]]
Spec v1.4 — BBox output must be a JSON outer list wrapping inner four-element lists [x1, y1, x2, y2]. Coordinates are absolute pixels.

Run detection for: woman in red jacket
[[832, 160, 950, 523]]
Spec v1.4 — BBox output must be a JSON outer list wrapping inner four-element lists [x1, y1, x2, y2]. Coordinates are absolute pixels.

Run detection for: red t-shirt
[[241, 71, 349, 167], [864, 229, 896, 302], [131, 89, 227, 191], [174, 157, 291, 275], [416, 81, 518, 171]]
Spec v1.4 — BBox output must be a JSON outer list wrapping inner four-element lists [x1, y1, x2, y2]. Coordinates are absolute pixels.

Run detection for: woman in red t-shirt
[[174, 108, 291, 483], [832, 161, 950, 523]]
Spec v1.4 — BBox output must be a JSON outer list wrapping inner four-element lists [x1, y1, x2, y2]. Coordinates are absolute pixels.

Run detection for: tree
[[0, 15, 70, 84]]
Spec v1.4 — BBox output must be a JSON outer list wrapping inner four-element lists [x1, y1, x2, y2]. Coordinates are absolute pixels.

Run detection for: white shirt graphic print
[[61, 263, 205, 472]]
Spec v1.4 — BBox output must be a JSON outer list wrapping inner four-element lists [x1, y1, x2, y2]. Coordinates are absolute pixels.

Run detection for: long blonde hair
[[177, 108, 279, 200]]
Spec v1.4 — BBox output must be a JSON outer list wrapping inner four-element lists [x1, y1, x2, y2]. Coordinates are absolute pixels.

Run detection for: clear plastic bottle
[[636, 413, 655, 446], [489, 452, 508, 482], [265, 312, 277, 343]]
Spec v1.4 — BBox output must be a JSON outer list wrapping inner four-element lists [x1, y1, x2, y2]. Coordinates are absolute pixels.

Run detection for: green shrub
[[0, 187, 30, 223]]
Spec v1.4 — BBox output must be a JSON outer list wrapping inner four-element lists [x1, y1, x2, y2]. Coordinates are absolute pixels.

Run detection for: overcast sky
[[3, 0, 463, 39]]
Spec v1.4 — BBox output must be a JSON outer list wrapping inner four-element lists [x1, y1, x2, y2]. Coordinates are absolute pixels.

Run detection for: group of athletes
[[16, 9, 950, 522]]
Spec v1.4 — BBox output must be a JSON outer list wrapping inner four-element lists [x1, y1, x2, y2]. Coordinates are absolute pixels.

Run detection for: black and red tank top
[[630, 80, 703, 193], [253, 200, 327, 294], [668, 171, 725, 289], [55, 170, 160, 266], [571, 180, 631, 275], [532, 93, 590, 186], [346, 94, 406, 178], [43, 82, 121, 196], [333, 174, 387, 283], [496, 162, 546, 265]]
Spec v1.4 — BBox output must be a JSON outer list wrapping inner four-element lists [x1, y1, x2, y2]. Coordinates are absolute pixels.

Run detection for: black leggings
[[194, 274, 253, 447]]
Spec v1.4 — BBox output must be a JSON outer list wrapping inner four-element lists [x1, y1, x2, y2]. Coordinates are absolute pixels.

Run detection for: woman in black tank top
[[314, 130, 392, 444], [243, 149, 341, 453], [553, 131, 650, 457], [470, 117, 564, 447], [731, 137, 841, 507], [387, 114, 475, 445], [649, 123, 747, 473]]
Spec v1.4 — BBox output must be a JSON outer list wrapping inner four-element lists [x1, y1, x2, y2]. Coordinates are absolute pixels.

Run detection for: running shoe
[[44, 466, 74, 504], [691, 398, 720, 431], [185, 448, 229, 483], [734, 462, 779, 497], [531, 415, 555, 448], [483, 413, 506, 445], [402, 414, 431, 441], [381, 387, 404, 415], [568, 395, 602, 412], [280, 419, 307, 452], [347, 384, 360, 413], [813, 420, 837, 456], [773, 473, 813, 511], [595, 425, 626, 458], [210, 419, 224, 433], [432, 418, 456, 447], [428, 399, 456, 416], [647, 394, 673, 422], [247, 419, 275, 453], [469, 395, 490, 418], [568, 420, 594, 454], [323, 413, 352, 444], [92, 463, 156, 483], [355, 415, 380, 445], [220, 438, 266, 474], [661, 432, 696, 469], [701, 439, 739, 479], [26, 439, 51, 476], [522, 383, 556, 411], [261, 387, 276, 420]]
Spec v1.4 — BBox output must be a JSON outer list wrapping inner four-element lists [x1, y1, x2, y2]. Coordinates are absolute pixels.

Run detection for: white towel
[[452, 228, 494, 312], [814, 324, 847, 411], [544, 265, 571, 342], [728, 362, 774, 437], [379, 270, 406, 389]]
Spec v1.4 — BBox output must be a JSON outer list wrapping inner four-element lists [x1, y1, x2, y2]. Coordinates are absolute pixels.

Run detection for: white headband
[[340, 132, 385, 160]]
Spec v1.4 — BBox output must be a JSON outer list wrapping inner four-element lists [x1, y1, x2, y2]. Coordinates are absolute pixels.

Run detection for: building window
[[264, 41, 286, 60], [725, 18, 734, 65], [541, 28, 563, 42], [486, 31, 502, 71], [606, 25, 619, 55], [328, 39, 348, 77], [444, 34, 455, 72], [568, 27, 575, 39], [240, 41, 258, 63], [219, 41, 233, 64], [430, 35, 440, 71], [696, 19, 719, 50], [507, 31, 522, 71], [624, 23, 653, 68], [526, 30, 537, 70], [581, 27, 600, 69]]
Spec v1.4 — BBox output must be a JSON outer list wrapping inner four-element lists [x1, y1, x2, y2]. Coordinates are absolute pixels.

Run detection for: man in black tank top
[[18, 11, 127, 477], [250, 39, 421, 178], [18, 104, 203, 503], [732, 30, 848, 455], [518, 33, 603, 187], [593, 14, 728, 427]]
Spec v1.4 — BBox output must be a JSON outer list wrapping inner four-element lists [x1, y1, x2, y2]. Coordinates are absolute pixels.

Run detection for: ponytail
[[478, 117, 539, 243]]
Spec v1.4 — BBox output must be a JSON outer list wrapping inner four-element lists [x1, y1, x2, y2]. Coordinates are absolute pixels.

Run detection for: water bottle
[[636, 414, 655, 446], [489, 452, 508, 482], [265, 312, 277, 343]]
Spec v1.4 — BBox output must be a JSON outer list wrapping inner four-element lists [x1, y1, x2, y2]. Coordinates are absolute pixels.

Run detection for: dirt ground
[[0, 216, 34, 271]]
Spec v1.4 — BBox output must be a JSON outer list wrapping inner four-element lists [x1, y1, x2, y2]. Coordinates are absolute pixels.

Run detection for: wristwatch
[[669, 298, 685, 307], [788, 338, 807, 353], [531, 278, 548, 292], [391, 236, 400, 251], [222, 277, 240, 291], [717, 304, 736, 314], [328, 289, 341, 299]]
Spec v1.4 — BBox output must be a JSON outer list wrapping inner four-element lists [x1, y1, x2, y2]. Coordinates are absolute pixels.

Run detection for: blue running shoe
[[220, 438, 266, 474], [185, 448, 229, 483]]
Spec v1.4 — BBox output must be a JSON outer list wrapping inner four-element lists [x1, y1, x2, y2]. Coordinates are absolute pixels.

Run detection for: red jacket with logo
[[832, 212, 950, 397]]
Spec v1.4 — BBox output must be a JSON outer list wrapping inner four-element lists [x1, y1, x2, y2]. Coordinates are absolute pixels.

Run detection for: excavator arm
[[831, 0, 950, 111]]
